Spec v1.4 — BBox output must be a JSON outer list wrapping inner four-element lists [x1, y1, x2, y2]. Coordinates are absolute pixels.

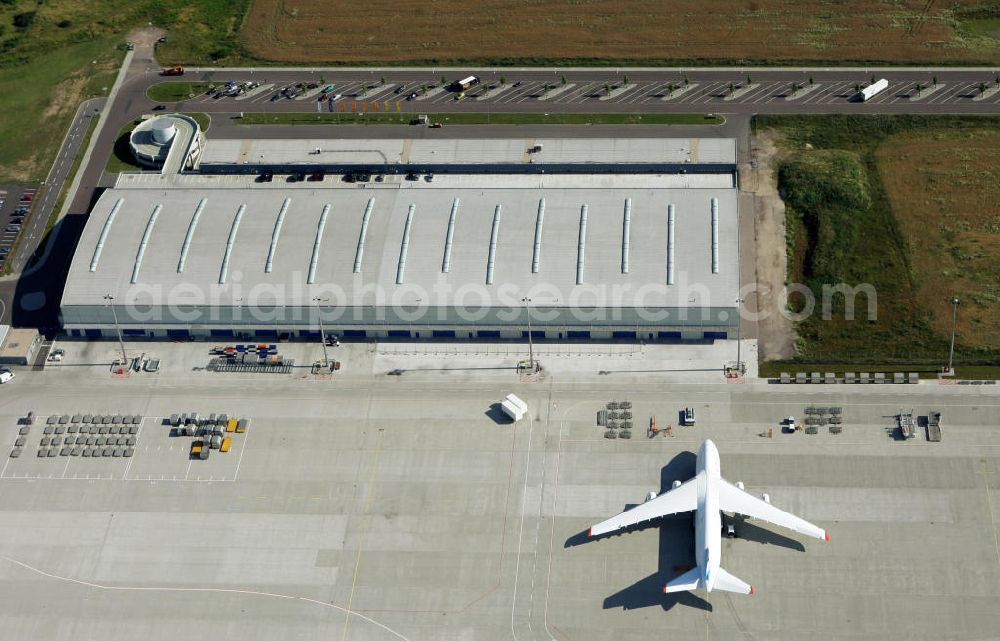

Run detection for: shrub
[[779, 150, 871, 285], [13, 11, 36, 28]]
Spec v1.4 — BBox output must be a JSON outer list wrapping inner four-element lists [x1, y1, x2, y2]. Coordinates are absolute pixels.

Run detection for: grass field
[[759, 115, 1000, 369], [233, 112, 724, 126], [243, 0, 1000, 65], [147, 82, 214, 102], [0, 1, 250, 183], [0, 37, 121, 182]]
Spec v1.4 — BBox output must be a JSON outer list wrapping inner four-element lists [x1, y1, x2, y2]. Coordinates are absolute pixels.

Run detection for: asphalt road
[[132, 67, 1000, 115], [0, 98, 104, 326]]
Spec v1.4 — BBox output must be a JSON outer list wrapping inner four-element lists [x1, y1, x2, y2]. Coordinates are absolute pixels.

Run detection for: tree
[[979, 82, 988, 94], [623, 74, 630, 85], [604, 83, 611, 95], [854, 83, 861, 93], [870, 74, 876, 85], [808, 76, 814, 85], [380, 75, 386, 85], [560, 74, 566, 85], [915, 83, 923, 96], [791, 82, 800, 94], [420, 84, 427, 94], [682, 74, 689, 86], [932, 75, 937, 86], [746, 74, 752, 85], [666, 82, 676, 95], [499, 75, 506, 86], [441, 75, 447, 85], [728, 82, 735, 95]]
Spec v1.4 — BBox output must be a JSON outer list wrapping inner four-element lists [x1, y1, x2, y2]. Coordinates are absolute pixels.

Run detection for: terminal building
[[61, 125, 741, 342]]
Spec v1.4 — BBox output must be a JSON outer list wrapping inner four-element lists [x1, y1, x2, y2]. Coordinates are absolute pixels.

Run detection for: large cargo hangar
[[60, 136, 741, 341]]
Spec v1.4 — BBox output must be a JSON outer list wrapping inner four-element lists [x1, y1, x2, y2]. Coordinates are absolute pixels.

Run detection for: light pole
[[946, 297, 960, 373], [522, 297, 535, 372], [103, 294, 127, 366], [313, 296, 329, 370], [735, 297, 743, 376]]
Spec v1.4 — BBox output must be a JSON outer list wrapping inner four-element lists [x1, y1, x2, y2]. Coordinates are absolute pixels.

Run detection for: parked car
[[0, 369, 14, 384], [256, 171, 274, 183], [152, 104, 166, 111], [20, 193, 32, 201], [48, 348, 65, 362], [287, 172, 305, 182], [308, 171, 325, 182], [0, 246, 10, 255], [429, 122, 443, 128], [5, 225, 20, 232]]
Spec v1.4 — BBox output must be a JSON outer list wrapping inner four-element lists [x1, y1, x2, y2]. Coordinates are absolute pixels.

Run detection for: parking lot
[[0, 184, 38, 272], [183, 76, 1000, 111]]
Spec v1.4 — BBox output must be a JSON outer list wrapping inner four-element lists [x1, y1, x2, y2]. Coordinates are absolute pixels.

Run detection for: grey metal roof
[[198, 137, 737, 169], [62, 177, 739, 311]]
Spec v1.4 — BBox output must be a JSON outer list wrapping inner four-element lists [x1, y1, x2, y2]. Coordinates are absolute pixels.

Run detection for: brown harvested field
[[876, 129, 1000, 348], [243, 0, 999, 64]]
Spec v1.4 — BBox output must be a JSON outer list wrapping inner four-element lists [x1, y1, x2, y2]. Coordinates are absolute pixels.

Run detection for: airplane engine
[[671, 480, 682, 490], [736, 481, 745, 490], [645, 490, 657, 502]]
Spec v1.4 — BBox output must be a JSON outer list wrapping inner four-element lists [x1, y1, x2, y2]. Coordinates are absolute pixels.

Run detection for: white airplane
[[589, 439, 828, 595]]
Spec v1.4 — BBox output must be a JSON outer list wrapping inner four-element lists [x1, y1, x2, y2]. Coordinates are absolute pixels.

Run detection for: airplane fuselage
[[695, 439, 722, 592]]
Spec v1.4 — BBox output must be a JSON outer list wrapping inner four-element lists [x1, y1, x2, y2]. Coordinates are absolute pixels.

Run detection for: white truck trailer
[[858, 78, 889, 101], [501, 394, 528, 422]]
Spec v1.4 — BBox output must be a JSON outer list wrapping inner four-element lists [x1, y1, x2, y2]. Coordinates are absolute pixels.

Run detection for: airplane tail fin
[[713, 567, 754, 595], [663, 567, 701, 594]]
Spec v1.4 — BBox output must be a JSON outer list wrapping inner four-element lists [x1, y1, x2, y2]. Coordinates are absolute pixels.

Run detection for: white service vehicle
[[589, 439, 828, 595], [500, 394, 528, 422], [0, 368, 14, 384]]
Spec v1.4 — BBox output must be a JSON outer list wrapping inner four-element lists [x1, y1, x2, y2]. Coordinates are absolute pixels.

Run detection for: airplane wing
[[718, 480, 828, 541], [590, 478, 698, 537]]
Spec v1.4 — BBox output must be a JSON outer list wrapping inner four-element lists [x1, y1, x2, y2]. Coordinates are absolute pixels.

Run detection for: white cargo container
[[858, 78, 889, 101], [500, 394, 528, 422]]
